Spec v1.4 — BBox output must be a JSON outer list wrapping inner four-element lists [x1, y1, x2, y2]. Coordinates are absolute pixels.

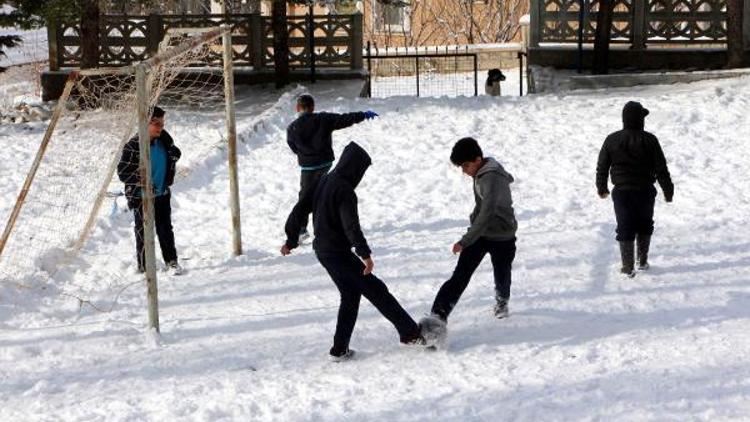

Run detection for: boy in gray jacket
[[431, 137, 518, 320]]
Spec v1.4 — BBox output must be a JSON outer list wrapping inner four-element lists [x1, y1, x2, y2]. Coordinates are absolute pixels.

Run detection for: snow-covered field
[[1, 75, 750, 421]]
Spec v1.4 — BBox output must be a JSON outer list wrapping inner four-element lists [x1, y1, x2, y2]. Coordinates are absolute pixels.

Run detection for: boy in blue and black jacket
[[117, 106, 182, 275]]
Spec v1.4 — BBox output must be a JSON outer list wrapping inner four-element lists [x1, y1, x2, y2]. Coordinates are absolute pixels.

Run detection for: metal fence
[[47, 13, 363, 70], [365, 44, 478, 98]]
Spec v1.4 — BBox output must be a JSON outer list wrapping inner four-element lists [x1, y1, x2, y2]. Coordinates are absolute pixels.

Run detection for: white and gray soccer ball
[[419, 315, 448, 349]]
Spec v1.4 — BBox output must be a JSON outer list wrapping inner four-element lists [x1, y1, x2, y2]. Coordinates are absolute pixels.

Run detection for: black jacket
[[287, 111, 366, 167], [596, 102, 674, 200], [117, 129, 181, 209], [286, 142, 372, 258]]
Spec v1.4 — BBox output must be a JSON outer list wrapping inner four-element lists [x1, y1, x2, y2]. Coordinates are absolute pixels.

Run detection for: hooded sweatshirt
[[460, 157, 518, 248], [287, 111, 366, 168], [302, 142, 373, 258], [596, 101, 674, 199]]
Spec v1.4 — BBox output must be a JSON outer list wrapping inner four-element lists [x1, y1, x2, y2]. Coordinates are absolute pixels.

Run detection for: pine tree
[[0, 1, 45, 72]]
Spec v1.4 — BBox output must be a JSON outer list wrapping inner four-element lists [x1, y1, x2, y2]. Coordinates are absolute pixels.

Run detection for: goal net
[[0, 26, 239, 311]]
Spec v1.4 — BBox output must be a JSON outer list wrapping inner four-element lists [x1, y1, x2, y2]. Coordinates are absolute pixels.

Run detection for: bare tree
[[365, 0, 527, 48]]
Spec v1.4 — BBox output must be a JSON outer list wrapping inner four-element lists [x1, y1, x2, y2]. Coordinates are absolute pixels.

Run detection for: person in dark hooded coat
[[596, 101, 674, 277], [281, 142, 425, 361]]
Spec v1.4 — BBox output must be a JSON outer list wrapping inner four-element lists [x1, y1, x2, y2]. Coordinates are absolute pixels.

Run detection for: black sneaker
[[329, 348, 355, 362], [400, 328, 427, 347]]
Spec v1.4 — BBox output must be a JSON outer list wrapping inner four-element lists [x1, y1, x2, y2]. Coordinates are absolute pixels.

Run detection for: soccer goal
[[0, 26, 242, 332]]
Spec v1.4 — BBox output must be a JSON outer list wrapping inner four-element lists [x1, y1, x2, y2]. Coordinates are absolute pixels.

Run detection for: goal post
[[0, 26, 242, 331]]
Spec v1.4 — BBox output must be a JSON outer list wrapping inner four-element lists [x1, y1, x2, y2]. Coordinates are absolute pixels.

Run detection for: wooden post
[[529, 0, 541, 47], [136, 64, 160, 333], [0, 74, 76, 258], [632, 0, 647, 50], [744, 0, 750, 50], [351, 13, 364, 70], [222, 25, 243, 257], [47, 20, 60, 71], [250, 13, 264, 70], [147, 13, 163, 56]]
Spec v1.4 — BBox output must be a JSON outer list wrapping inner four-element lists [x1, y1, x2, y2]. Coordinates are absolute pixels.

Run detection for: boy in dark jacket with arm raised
[[284, 94, 377, 246], [281, 142, 426, 361], [597, 101, 673, 277]]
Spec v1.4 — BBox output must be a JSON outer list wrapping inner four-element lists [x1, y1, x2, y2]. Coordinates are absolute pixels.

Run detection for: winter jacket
[[287, 111, 366, 168], [117, 129, 181, 209], [301, 142, 373, 258], [460, 157, 518, 248], [596, 102, 674, 200]]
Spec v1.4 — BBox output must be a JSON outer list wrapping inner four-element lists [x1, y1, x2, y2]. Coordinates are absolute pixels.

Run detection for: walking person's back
[[597, 101, 674, 276]]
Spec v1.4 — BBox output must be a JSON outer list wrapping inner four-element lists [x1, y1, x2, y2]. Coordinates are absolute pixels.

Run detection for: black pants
[[431, 237, 516, 320], [133, 193, 177, 270], [297, 167, 330, 231], [316, 251, 420, 354], [612, 186, 656, 241]]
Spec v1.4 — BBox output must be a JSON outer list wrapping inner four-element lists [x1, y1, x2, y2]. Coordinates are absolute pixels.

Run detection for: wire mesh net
[[368, 54, 478, 98], [0, 28, 229, 310]]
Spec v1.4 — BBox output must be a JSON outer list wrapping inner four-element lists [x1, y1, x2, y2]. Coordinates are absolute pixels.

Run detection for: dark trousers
[[297, 167, 330, 231], [431, 237, 516, 320], [133, 193, 177, 269], [316, 251, 420, 353], [612, 186, 656, 241]]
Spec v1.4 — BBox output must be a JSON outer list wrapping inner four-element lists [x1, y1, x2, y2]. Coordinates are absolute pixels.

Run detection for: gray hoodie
[[460, 157, 517, 247]]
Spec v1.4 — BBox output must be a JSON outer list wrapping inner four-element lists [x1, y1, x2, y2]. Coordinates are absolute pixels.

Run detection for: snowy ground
[[1, 75, 750, 421]]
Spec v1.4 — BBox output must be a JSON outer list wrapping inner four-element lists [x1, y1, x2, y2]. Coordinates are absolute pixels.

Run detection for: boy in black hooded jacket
[[281, 142, 425, 361], [596, 101, 674, 277]]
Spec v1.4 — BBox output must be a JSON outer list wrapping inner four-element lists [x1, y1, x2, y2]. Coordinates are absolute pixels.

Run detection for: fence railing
[[530, 0, 727, 47], [47, 13, 363, 70], [365, 44, 478, 98]]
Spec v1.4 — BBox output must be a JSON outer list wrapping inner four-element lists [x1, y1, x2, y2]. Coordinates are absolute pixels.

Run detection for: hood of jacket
[[476, 157, 514, 182], [622, 101, 649, 130], [332, 142, 371, 188]]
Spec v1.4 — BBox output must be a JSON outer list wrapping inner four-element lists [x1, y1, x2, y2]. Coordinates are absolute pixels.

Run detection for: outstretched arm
[[321, 111, 367, 132]]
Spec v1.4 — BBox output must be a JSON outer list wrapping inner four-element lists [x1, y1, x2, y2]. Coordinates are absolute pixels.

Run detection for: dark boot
[[494, 296, 509, 319], [619, 241, 636, 278], [636, 235, 651, 270]]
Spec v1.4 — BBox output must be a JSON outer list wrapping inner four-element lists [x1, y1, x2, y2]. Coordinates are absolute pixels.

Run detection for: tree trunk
[[79, 0, 100, 69], [592, 0, 614, 74], [272, 0, 289, 88], [726, 0, 745, 68]]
